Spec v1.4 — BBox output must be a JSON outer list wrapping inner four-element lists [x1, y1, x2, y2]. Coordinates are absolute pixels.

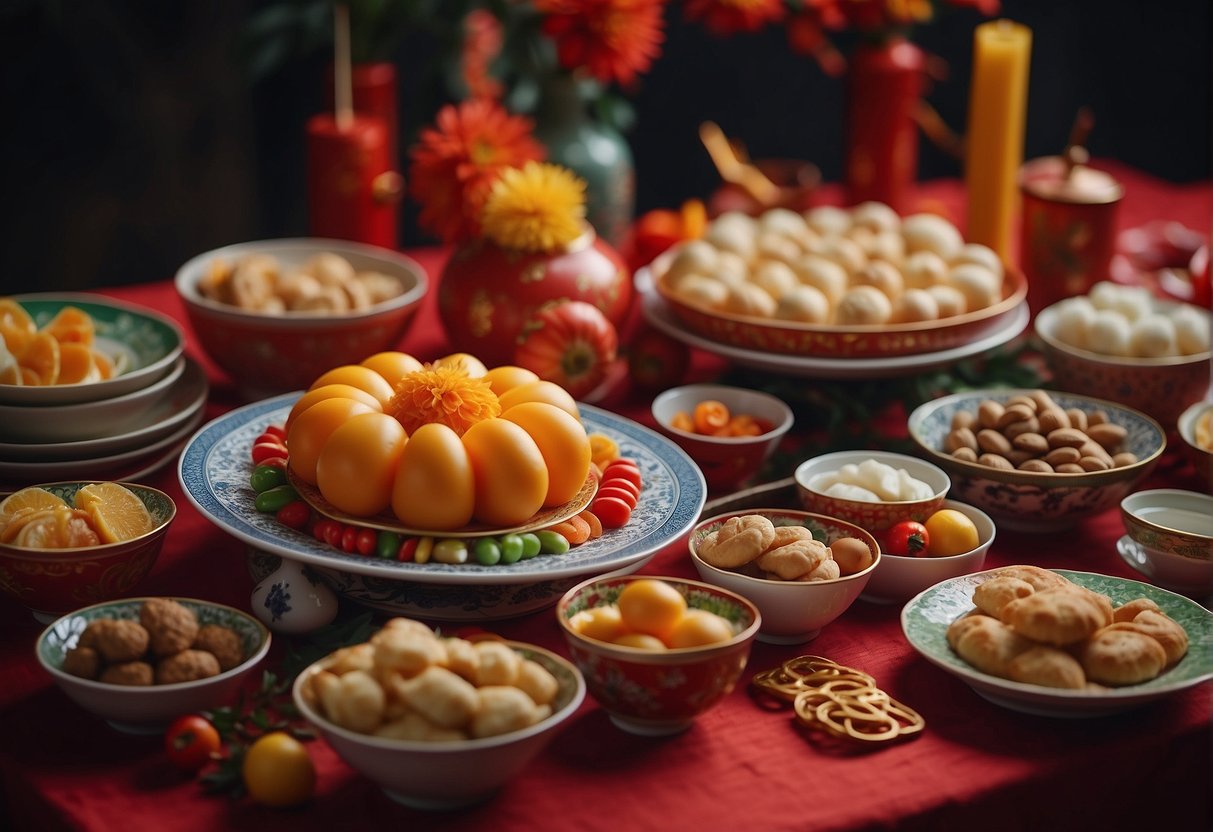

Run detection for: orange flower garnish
[[536, 0, 667, 87], [683, 0, 787, 35], [387, 365, 502, 437], [407, 99, 545, 244]]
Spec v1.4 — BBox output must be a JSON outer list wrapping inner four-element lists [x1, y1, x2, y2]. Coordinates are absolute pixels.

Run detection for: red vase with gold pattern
[[437, 227, 633, 367]]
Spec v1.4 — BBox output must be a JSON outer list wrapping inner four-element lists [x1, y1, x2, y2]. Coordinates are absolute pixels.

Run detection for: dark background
[[1, 0, 1209, 295]]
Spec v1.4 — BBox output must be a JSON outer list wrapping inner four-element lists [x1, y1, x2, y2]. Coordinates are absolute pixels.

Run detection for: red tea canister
[[1019, 156, 1124, 315], [306, 113, 403, 250]]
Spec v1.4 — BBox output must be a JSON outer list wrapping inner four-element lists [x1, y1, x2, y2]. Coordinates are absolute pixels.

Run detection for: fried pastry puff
[[1002, 589, 1107, 646], [1102, 610, 1189, 666], [1079, 627, 1167, 686], [950, 615, 1033, 677], [697, 515, 776, 569], [1006, 645, 1087, 689], [972, 576, 1035, 620]]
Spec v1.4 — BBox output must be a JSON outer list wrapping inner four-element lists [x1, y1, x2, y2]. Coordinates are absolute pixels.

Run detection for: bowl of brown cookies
[[36, 596, 271, 733]]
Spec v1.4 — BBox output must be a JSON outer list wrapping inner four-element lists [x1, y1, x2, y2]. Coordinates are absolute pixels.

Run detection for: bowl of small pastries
[[36, 596, 271, 733], [293, 617, 585, 811], [1035, 282, 1211, 425], [793, 449, 950, 533], [0, 482, 177, 622], [901, 565, 1213, 717], [688, 509, 880, 645], [651, 203, 1027, 358], [556, 574, 760, 736], [175, 238, 427, 397], [1119, 489, 1213, 598], [908, 387, 1166, 533], [1176, 400, 1213, 487]]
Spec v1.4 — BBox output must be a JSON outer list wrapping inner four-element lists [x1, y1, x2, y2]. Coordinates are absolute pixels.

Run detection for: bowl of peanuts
[[557, 574, 760, 736], [688, 509, 880, 644], [650, 383, 794, 491], [175, 238, 428, 398], [908, 388, 1166, 533], [293, 617, 585, 810], [1035, 285, 1211, 426]]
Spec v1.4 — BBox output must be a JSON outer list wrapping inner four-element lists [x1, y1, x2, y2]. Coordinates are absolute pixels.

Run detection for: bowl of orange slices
[[0, 482, 176, 623]]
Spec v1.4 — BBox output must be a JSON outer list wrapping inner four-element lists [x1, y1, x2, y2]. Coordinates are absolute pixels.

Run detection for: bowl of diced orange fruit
[[651, 384, 794, 491], [0, 482, 176, 622], [557, 574, 760, 736]]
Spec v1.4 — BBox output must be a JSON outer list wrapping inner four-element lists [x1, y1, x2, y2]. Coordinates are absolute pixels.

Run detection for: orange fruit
[[56, 342, 100, 385], [0, 362, 21, 385], [287, 397, 376, 484], [616, 579, 688, 641], [73, 482, 156, 543], [11, 507, 102, 549], [307, 365, 395, 407], [481, 365, 540, 397], [497, 380, 579, 419], [93, 350, 115, 379], [666, 609, 735, 648], [0, 487, 68, 532], [433, 352, 488, 378], [42, 306, 95, 346], [285, 383, 381, 430], [18, 332, 60, 385], [612, 633, 668, 650], [0, 299, 36, 356], [568, 605, 628, 643], [499, 402, 591, 507], [360, 351, 423, 386]]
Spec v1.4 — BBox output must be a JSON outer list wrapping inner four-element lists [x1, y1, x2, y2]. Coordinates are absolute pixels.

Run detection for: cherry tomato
[[882, 521, 930, 557], [355, 528, 377, 557], [164, 714, 220, 773], [596, 485, 639, 510], [275, 500, 312, 531], [311, 518, 337, 543], [603, 460, 642, 489], [591, 495, 632, 528], [396, 536, 419, 562], [252, 442, 288, 465], [261, 424, 287, 441], [242, 731, 315, 808], [600, 476, 640, 499], [255, 456, 288, 471], [340, 525, 359, 553], [255, 431, 288, 448]]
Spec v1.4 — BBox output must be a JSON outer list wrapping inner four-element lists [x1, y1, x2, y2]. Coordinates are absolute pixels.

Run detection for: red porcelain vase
[[438, 228, 633, 367], [844, 38, 926, 213]]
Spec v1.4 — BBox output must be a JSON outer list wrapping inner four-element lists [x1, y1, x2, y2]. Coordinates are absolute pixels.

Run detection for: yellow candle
[[965, 19, 1032, 261]]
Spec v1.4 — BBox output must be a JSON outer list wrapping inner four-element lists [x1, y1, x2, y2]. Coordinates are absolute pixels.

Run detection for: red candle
[[306, 113, 402, 249]]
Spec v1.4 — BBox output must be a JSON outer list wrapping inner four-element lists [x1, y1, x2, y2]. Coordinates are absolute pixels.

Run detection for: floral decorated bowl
[[175, 238, 427, 398], [792, 449, 950, 533], [860, 499, 995, 605], [1035, 299, 1211, 426], [650, 383, 794, 491], [688, 509, 879, 644], [0, 482, 176, 623], [293, 640, 585, 811], [1119, 489, 1213, 597], [556, 574, 760, 736], [36, 596, 270, 733], [1176, 400, 1213, 487], [908, 389, 1165, 533]]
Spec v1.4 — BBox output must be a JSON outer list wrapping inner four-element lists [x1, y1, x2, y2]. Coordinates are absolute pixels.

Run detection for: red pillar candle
[[306, 113, 402, 249], [326, 62, 399, 159]]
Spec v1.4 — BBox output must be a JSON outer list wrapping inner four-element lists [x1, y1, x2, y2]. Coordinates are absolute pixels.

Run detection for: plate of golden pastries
[[901, 565, 1213, 717], [649, 204, 1027, 358]]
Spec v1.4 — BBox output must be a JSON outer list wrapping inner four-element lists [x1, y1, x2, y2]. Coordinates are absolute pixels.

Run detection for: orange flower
[[683, 0, 786, 35], [536, 0, 667, 87], [387, 365, 502, 437], [408, 99, 545, 244]]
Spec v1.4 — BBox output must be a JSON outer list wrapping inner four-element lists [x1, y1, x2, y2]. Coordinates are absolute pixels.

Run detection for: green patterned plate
[[901, 568, 1213, 717], [1, 294, 184, 405]]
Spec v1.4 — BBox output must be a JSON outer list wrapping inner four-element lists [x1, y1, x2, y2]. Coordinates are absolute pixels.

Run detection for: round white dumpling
[[759, 208, 810, 239], [1129, 313, 1178, 357], [1052, 296, 1097, 350], [793, 255, 848, 304], [1171, 304, 1212, 354], [851, 260, 905, 302], [775, 284, 831, 324], [724, 282, 777, 317], [952, 243, 1004, 279], [804, 205, 852, 237], [926, 284, 968, 318], [947, 263, 1002, 311], [714, 250, 751, 286], [893, 288, 940, 323], [835, 285, 893, 325], [705, 212, 757, 260], [901, 213, 964, 260], [665, 240, 719, 283], [866, 230, 906, 266], [1086, 309, 1133, 356], [903, 250, 948, 289], [850, 201, 901, 234], [1088, 280, 1124, 311], [817, 236, 867, 276], [751, 260, 799, 298], [672, 274, 729, 309], [755, 232, 801, 265], [1107, 284, 1154, 323]]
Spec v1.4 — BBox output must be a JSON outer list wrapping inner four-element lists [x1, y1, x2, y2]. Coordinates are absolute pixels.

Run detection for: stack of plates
[[0, 294, 207, 494]]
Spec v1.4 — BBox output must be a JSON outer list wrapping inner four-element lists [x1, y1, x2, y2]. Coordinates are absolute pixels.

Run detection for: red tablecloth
[[2, 165, 1211, 832]]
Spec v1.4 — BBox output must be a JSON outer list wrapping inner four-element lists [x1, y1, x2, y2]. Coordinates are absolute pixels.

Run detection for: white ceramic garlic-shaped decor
[[250, 556, 338, 635]]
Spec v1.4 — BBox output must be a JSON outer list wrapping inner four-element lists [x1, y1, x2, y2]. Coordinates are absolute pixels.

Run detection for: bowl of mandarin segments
[[557, 574, 760, 736], [908, 388, 1165, 534], [650, 383, 794, 491], [174, 238, 427, 397], [37, 596, 270, 733], [688, 509, 880, 644], [0, 482, 175, 623]]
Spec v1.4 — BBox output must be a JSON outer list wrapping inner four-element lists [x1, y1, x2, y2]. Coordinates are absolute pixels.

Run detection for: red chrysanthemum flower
[[407, 99, 546, 244], [461, 9, 504, 101], [683, 0, 786, 35], [536, 0, 666, 87]]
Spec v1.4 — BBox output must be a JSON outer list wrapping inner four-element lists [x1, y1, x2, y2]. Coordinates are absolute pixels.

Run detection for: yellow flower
[[480, 161, 586, 253], [387, 364, 502, 437]]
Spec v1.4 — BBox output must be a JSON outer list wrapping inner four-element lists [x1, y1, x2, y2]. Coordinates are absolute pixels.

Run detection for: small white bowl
[[1177, 400, 1213, 487], [36, 597, 271, 733], [1119, 489, 1213, 597], [651, 384, 794, 491], [293, 640, 585, 810], [793, 450, 950, 534], [859, 500, 996, 605]]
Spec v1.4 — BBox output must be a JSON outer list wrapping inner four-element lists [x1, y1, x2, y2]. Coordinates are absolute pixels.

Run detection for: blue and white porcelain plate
[[179, 395, 706, 588]]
